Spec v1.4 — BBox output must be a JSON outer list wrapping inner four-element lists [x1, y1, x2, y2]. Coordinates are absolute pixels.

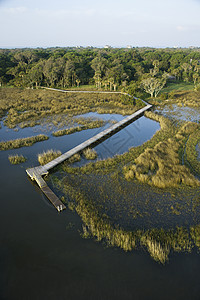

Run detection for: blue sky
[[0, 0, 200, 48]]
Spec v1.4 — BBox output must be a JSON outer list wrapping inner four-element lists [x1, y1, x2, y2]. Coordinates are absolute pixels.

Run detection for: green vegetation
[[1, 47, 200, 264], [185, 128, 200, 174], [53, 120, 105, 137], [124, 121, 200, 188], [162, 82, 194, 93], [38, 149, 62, 165], [54, 176, 199, 264], [0, 134, 48, 151], [0, 88, 142, 129], [8, 154, 27, 164], [60, 111, 199, 188], [1, 47, 200, 96], [68, 153, 81, 164], [83, 148, 97, 160]]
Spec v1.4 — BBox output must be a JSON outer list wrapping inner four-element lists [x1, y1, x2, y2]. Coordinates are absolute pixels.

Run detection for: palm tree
[[76, 78, 81, 87]]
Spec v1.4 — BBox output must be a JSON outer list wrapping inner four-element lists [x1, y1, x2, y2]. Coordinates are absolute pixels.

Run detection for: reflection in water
[[52, 171, 200, 264]]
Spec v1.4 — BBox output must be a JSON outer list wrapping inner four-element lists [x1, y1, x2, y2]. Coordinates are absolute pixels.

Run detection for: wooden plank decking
[[26, 90, 152, 211]]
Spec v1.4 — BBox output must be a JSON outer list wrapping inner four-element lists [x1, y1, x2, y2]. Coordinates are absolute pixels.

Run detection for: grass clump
[[53, 126, 82, 136], [140, 235, 170, 264], [68, 153, 81, 164], [38, 149, 62, 165], [0, 134, 49, 151], [8, 154, 27, 164], [53, 120, 105, 137], [83, 148, 97, 160]]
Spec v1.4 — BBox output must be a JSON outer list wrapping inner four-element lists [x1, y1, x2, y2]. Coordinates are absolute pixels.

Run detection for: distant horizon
[[0, 45, 200, 50], [1, 0, 200, 49]]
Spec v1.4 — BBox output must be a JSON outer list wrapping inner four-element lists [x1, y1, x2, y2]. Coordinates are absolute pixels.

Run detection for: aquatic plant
[[0, 134, 49, 151], [38, 149, 62, 165], [83, 148, 97, 160], [68, 153, 81, 164], [53, 176, 200, 264], [8, 154, 27, 164]]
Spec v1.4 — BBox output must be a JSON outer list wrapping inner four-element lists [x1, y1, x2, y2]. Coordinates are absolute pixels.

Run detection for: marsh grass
[[140, 235, 170, 264], [0, 88, 143, 129], [38, 149, 62, 165], [8, 154, 27, 164], [60, 111, 199, 188], [185, 128, 200, 174], [0, 134, 49, 151], [61, 111, 175, 176], [161, 89, 200, 108], [123, 119, 200, 188], [53, 119, 105, 137], [83, 148, 97, 160], [53, 177, 199, 264], [68, 153, 81, 164]]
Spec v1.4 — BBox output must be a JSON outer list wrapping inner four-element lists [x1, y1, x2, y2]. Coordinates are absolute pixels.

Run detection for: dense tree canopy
[[0, 47, 200, 96]]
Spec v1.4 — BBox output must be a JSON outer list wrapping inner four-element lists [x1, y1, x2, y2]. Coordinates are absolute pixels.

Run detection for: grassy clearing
[[83, 148, 97, 160], [38, 149, 62, 165], [8, 154, 27, 164], [162, 82, 194, 93], [0, 88, 143, 129], [149, 82, 200, 108], [0, 134, 48, 151]]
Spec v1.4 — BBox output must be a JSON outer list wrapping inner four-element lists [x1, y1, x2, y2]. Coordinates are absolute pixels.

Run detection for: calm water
[[1, 113, 200, 300], [155, 104, 200, 123]]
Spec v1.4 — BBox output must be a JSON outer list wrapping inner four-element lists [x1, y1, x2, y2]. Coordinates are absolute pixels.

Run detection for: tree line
[[1, 47, 200, 97]]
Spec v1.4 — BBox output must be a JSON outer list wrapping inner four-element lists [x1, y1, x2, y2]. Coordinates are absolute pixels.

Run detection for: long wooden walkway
[[26, 90, 152, 211]]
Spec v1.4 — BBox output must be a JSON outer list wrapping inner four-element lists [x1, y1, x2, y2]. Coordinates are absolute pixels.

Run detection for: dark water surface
[[1, 113, 200, 299]]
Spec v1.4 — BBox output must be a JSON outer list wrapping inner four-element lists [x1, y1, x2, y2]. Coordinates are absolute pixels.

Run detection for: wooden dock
[[26, 91, 152, 211]]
